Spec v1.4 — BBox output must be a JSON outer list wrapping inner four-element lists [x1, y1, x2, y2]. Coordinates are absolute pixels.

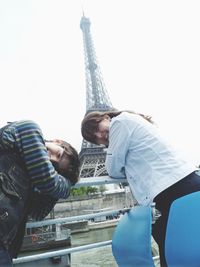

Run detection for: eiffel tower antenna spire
[[79, 15, 115, 179], [80, 15, 113, 114], [81, 1, 85, 17]]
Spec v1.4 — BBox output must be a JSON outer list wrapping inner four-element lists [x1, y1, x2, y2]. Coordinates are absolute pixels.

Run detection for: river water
[[71, 226, 118, 267], [70, 226, 160, 267]]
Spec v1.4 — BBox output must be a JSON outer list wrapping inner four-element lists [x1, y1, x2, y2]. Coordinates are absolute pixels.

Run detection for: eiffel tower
[[79, 15, 114, 178]]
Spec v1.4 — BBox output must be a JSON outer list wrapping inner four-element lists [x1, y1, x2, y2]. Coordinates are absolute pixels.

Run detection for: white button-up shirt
[[105, 112, 196, 206]]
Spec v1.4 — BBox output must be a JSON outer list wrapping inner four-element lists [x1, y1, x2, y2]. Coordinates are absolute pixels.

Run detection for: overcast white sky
[[0, 0, 200, 164]]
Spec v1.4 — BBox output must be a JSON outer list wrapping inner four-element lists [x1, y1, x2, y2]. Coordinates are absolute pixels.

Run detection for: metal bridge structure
[[79, 15, 115, 178]]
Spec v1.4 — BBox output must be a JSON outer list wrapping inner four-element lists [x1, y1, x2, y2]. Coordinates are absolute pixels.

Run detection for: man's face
[[45, 141, 69, 174]]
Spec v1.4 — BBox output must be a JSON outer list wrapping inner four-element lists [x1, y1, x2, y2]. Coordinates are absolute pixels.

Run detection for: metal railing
[[14, 240, 112, 264], [13, 176, 159, 265], [74, 175, 126, 187], [26, 207, 129, 228]]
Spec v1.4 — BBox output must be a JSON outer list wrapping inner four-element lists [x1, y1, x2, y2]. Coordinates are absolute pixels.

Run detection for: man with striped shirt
[[0, 120, 80, 266]]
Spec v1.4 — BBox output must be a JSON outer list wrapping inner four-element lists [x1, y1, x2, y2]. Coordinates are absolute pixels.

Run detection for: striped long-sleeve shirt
[[0, 120, 71, 199]]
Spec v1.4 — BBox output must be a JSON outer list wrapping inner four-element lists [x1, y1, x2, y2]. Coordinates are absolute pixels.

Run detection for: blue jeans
[[153, 171, 200, 267], [0, 246, 13, 267]]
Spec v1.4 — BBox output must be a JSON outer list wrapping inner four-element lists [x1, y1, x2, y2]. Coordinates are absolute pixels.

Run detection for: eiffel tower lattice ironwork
[[79, 15, 114, 178]]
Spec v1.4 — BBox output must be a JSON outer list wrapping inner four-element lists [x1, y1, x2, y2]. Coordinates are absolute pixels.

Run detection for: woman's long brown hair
[[81, 110, 153, 144]]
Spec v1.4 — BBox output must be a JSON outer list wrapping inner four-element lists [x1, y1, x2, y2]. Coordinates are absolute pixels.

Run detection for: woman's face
[[94, 115, 110, 146]]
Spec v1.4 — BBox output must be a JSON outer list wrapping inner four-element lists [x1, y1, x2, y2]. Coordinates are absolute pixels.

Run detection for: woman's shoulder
[[111, 112, 138, 129], [116, 111, 140, 121], [113, 112, 152, 131]]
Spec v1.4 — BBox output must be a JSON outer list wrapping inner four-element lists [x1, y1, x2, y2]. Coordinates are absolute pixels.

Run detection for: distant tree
[[99, 185, 106, 195], [71, 186, 99, 196], [71, 187, 87, 196], [86, 186, 99, 195]]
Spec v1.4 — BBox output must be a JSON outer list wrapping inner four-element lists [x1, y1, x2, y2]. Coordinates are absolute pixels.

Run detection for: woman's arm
[[105, 119, 130, 179]]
